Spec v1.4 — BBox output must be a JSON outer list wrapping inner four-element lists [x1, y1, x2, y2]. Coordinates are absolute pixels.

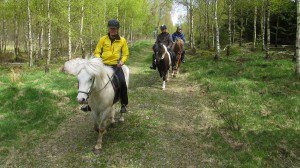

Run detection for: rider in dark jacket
[[150, 25, 175, 70], [172, 26, 186, 63]]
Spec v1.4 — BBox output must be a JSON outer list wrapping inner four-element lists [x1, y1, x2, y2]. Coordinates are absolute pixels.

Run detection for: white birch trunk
[[296, 0, 300, 75], [214, 0, 221, 60], [190, 0, 195, 50], [265, 0, 271, 59], [90, 2, 93, 54], [261, 2, 265, 51], [14, 15, 19, 60], [123, 11, 126, 38], [253, 6, 257, 49], [46, 0, 51, 72], [39, 26, 44, 58], [228, 2, 232, 46], [68, 0, 72, 60], [80, 0, 85, 58], [27, 0, 33, 67]]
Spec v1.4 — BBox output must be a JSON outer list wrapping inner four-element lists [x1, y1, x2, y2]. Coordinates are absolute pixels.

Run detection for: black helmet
[[108, 19, 120, 29], [177, 26, 182, 30], [160, 25, 167, 30]]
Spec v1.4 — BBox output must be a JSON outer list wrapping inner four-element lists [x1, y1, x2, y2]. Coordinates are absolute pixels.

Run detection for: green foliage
[[182, 45, 299, 166]]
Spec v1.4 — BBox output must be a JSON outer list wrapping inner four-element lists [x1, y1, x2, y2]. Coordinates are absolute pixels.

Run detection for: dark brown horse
[[172, 38, 184, 77], [153, 43, 171, 90]]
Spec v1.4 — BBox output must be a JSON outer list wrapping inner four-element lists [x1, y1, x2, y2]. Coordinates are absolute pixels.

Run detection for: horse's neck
[[93, 66, 113, 90]]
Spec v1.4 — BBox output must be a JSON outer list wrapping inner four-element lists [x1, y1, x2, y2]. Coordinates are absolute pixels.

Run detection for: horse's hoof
[[94, 126, 100, 133], [92, 148, 101, 155], [110, 122, 116, 128], [119, 117, 125, 122]]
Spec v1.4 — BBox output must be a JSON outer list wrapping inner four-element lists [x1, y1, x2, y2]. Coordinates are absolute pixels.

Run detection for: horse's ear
[[63, 58, 82, 75]]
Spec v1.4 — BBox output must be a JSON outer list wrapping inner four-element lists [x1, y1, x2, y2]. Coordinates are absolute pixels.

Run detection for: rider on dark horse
[[172, 26, 186, 63], [150, 25, 176, 70]]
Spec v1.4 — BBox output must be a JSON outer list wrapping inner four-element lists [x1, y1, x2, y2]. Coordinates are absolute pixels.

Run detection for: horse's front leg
[[166, 70, 170, 82], [162, 74, 167, 90], [92, 111, 100, 132], [110, 105, 116, 127], [93, 107, 110, 154]]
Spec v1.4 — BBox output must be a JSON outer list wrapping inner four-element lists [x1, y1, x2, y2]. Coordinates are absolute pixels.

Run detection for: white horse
[[63, 58, 129, 154]]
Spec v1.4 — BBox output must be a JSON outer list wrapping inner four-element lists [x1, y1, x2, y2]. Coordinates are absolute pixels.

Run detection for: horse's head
[[63, 58, 102, 104], [153, 43, 167, 60]]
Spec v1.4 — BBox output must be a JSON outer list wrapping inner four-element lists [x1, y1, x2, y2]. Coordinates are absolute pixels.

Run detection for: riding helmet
[[108, 19, 120, 29], [160, 25, 167, 30]]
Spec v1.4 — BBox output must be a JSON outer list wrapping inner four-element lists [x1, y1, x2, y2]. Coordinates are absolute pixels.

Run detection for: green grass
[[0, 41, 299, 167], [183, 45, 300, 167]]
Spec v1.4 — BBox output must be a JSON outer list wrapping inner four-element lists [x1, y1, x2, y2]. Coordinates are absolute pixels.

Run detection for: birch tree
[[214, 0, 221, 61], [296, 0, 300, 75], [45, 0, 51, 72], [227, 0, 232, 56], [68, 0, 72, 60], [80, 0, 85, 58], [253, 4, 257, 50], [265, 0, 271, 59], [27, 0, 33, 67]]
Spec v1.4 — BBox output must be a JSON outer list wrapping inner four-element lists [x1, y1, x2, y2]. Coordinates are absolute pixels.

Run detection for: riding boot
[[114, 67, 128, 113]]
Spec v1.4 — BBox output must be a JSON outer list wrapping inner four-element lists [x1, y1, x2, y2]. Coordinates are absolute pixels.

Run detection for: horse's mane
[[172, 39, 184, 52], [64, 58, 113, 77]]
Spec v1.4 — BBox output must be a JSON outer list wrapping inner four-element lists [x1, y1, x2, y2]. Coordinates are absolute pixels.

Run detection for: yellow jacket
[[94, 35, 129, 66]]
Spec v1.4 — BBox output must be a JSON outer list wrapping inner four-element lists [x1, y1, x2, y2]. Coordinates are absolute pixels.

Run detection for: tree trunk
[[227, 1, 232, 56], [275, 15, 279, 48], [0, 19, 5, 53], [261, 2, 266, 51], [130, 17, 133, 42], [214, 0, 221, 61], [68, 0, 72, 60], [80, 0, 85, 58], [39, 26, 44, 59], [45, 0, 51, 73], [253, 5, 257, 50], [123, 11, 126, 38], [233, 11, 236, 43], [212, 23, 215, 49], [190, 0, 195, 51], [14, 15, 20, 61], [265, 0, 271, 59], [27, 0, 33, 67], [206, 1, 210, 49], [296, 0, 300, 75], [90, 2, 93, 54], [239, 9, 244, 47]]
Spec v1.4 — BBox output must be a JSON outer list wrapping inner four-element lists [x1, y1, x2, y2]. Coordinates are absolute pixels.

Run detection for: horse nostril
[[82, 98, 86, 102]]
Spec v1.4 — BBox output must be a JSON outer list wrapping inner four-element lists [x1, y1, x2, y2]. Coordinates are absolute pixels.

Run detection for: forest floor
[[0, 40, 299, 167]]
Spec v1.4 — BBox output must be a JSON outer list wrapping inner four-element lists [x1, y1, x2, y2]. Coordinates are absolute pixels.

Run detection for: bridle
[[78, 73, 114, 100]]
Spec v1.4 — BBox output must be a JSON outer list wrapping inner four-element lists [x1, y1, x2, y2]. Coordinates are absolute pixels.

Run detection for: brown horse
[[172, 38, 184, 77]]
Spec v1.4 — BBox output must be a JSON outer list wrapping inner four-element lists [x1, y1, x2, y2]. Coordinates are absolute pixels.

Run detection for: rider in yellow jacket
[[94, 33, 129, 66], [82, 19, 129, 113]]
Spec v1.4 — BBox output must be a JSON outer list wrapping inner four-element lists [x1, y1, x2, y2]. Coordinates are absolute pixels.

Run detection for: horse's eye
[[90, 78, 93, 81]]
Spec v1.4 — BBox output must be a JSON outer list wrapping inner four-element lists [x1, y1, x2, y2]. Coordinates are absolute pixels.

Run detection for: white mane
[[63, 58, 113, 77], [162, 44, 172, 66]]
